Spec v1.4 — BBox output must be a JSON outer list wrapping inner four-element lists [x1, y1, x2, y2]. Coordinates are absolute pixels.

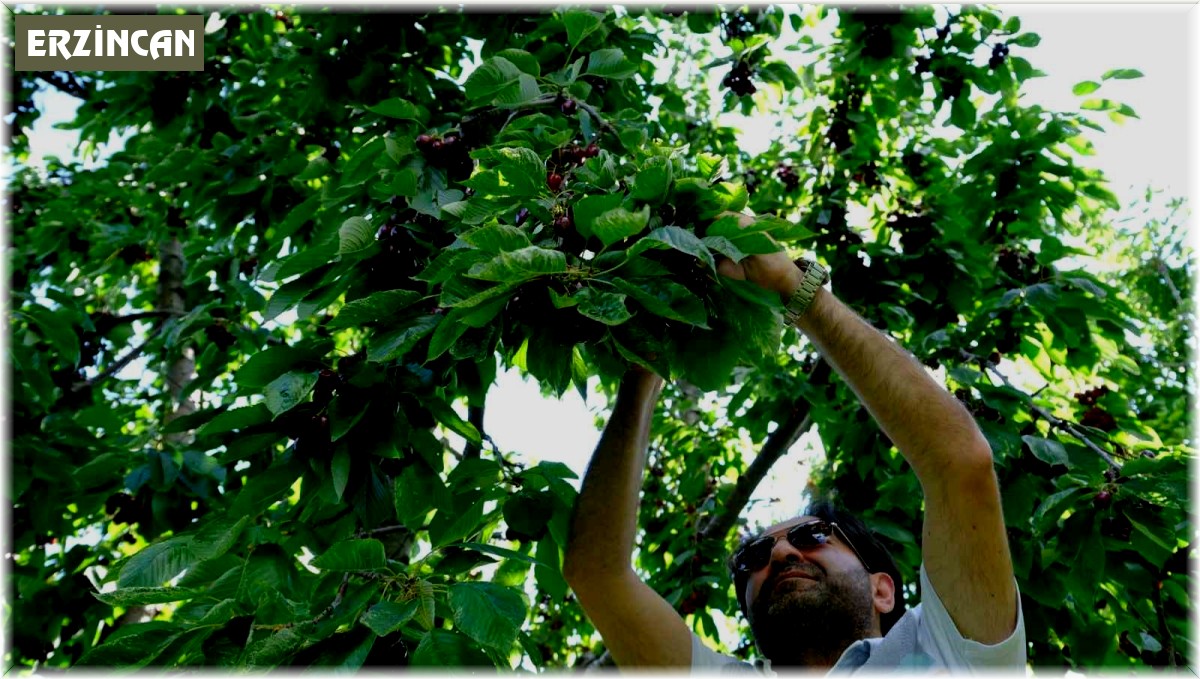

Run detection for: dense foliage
[[6, 5, 1192, 670]]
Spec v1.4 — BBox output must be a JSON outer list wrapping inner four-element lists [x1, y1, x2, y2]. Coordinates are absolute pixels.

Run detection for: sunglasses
[[732, 519, 871, 574]]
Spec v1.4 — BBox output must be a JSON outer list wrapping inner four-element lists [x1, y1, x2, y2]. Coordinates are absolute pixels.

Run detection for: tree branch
[[975, 357, 1121, 470], [33, 71, 90, 99], [72, 330, 161, 392], [584, 648, 616, 669], [1154, 258, 1183, 307], [1152, 567, 1177, 667], [574, 98, 617, 136], [463, 404, 485, 459], [698, 360, 829, 542]]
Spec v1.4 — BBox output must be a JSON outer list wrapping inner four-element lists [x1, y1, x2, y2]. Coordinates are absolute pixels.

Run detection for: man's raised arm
[[562, 368, 694, 667], [719, 237, 1019, 646]]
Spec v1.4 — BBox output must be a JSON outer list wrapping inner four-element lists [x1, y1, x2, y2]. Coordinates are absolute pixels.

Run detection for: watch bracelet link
[[783, 259, 829, 325]]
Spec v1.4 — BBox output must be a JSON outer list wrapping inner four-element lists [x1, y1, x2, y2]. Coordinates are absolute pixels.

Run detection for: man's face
[[740, 516, 892, 666]]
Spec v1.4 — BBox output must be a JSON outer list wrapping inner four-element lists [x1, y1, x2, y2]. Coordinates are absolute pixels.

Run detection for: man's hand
[[713, 212, 802, 298]]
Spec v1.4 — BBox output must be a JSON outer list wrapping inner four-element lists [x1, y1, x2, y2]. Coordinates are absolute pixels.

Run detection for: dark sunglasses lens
[[736, 538, 774, 573], [788, 521, 832, 549]]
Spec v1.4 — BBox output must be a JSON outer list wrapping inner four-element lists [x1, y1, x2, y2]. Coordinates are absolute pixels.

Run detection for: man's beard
[[747, 563, 876, 667]]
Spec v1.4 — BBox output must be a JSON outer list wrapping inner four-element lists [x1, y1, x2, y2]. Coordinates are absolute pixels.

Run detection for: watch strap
[[783, 260, 829, 325]]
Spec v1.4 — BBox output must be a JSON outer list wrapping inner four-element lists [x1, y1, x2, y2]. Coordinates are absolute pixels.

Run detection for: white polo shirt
[[690, 564, 1027, 673]]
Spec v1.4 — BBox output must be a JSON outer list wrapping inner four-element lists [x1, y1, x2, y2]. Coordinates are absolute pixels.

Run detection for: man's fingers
[[716, 257, 745, 280]]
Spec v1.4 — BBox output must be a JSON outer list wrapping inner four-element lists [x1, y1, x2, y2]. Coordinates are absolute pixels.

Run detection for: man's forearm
[[563, 371, 663, 583], [795, 287, 992, 479]]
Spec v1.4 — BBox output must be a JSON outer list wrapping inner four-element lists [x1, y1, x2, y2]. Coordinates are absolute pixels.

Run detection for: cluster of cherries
[[996, 245, 1043, 284], [722, 61, 757, 97], [775, 163, 800, 191], [1074, 385, 1111, 406], [415, 132, 473, 180], [1075, 385, 1117, 433], [988, 42, 1010, 70], [546, 142, 600, 195]]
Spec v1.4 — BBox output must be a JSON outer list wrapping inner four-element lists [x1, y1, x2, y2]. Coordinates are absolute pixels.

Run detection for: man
[[562, 217, 1026, 672]]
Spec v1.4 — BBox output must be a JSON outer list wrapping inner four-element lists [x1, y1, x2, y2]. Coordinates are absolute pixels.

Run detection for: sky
[[14, 1, 1194, 542]]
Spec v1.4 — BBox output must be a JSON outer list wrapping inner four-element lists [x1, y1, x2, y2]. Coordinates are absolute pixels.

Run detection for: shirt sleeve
[[690, 633, 760, 674], [916, 563, 1027, 669]]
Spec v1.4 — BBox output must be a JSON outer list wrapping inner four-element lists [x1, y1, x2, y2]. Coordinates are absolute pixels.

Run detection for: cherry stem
[[969, 352, 1121, 470]]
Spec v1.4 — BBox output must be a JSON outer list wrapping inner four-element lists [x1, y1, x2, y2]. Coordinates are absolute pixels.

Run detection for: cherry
[[585, 143, 600, 158], [547, 172, 564, 192], [1095, 490, 1113, 507], [560, 99, 577, 115], [430, 139, 443, 152], [415, 134, 434, 149], [553, 214, 573, 230], [442, 134, 459, 147]]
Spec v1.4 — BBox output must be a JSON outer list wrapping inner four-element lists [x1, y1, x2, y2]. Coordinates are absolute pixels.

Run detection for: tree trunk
[[698, 359, 830, 542], [157, 235, 195, 439]]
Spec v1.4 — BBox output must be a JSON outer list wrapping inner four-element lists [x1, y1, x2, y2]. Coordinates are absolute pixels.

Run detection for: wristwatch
[[782, 259, 829, 325]]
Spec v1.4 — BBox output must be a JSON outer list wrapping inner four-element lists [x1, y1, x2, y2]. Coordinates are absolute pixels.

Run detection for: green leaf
[[264, 371, 319, 417], [190, 514, 249, 561], [234, 341, 332, 389], [459, 542, 548, 567], [586, 48, 638, 79], [20, 306, 80, 367], [628, 226, 716, 271], [329, 290, 421, 329], [361, 600, 419, 636], [1101, 68, 1144, 80], [231, 458, 304, 516], [366, 97, 420, 120], [395, 464, 445, 527], [574, 288, 632, 326], [950, 93, 976, 129], [426, 308, 471, 361], [1022, 435, 1070, 467], [465, 56, 523, 102], [94, 586, 203, 607], [591, 205, 651, 247], [427, 397, 482, 445], [612, 277, 708, 327], [77, 623, 181, 667], [494, 49, 540, 77], [368, 315, 440, 363], [467, 246, 568, 282], [118, 536, 195, 588], [527, 329, 574, 397], [1080, 98, 1119, 112], [630, 156, 673, 203], [573, 193, 625, 239], [429, 496, 485, 548], [194, 407, 272, 439], [448, 582, 527, 651], [492, 146, 546, 197], [493, 73, 544, 107], [312, 539, 387, 571], [563, 10, 603, 47], [1009, 32, 1040, 47], [331, 448, 351, 501], [461, 224, 532, 254], [243, 627, 304, 666], [411, 629, 493, 667], [1072, 80, 1101, 96], [338, 216, 375, 255]]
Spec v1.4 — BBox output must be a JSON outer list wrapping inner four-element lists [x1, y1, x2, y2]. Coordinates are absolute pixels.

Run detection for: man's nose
[[770, 536, 811, 565]]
